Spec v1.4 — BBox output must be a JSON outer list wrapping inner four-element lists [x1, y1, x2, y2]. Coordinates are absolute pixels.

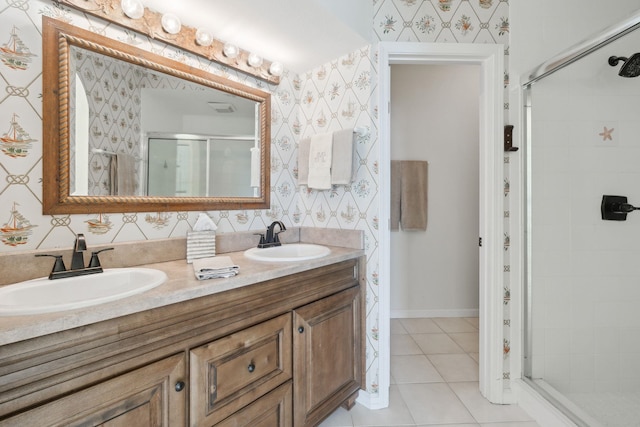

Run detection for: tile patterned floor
[[319, 317, 540, 427]]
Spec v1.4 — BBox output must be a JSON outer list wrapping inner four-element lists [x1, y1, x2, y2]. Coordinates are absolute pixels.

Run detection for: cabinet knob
[[175, 381, 185, 392], [247, 363, 255, 373], [298, 326, 304, 333]]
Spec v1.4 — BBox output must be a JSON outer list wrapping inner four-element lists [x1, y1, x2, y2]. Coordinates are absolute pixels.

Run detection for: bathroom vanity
[[0, 245, 365, 426]]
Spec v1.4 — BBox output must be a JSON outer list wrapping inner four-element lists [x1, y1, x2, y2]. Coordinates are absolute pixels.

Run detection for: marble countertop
[[0, 245, 363, 346]]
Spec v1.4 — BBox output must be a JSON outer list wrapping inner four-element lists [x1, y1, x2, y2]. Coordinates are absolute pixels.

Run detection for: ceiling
[[142, 0, 371, 74]]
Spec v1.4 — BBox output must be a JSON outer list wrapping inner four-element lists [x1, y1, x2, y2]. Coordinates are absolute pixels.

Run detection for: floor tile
[[412, 333, 465, 354], [480, 423, 540, 427], [391, 334, 423, 355], [449, 382, 535, 424], [398, 383, 476, 425], [318, 406, 353, 427], [450, 332, 480, 353], [391, 318, 408, 334], [350, 385, 415, 426], [319, 317, 537, 427], [399, 318, 443, 334], [418, 425, 479, 427], [428, 353, 479, 382], [391, 354, 444, 383], [464, 317, 480, 329], [433, 317, 479, 333]]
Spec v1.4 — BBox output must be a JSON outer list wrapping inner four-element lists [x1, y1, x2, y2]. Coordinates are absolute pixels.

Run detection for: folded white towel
[[297, 137, 310, 186], [192, 256, 239, 280], [250, 147, 260, 188], [331, 128, 354, 185], [307, 132, 332, 190]]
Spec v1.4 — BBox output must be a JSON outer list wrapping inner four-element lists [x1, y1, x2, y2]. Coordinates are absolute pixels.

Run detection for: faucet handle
[[35, 254, 67, 277], [273, 231, 282, 245], [88, 247, 114, 268], [254, 233, 266, 248]]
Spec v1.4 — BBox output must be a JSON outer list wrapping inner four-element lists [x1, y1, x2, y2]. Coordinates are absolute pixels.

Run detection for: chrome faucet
[[35, 234, 113, 280], [257, 221, 286, 248]]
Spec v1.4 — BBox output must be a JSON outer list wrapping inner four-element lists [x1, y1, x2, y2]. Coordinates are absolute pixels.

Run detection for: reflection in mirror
[[69, 45, 260, 198], [146, 134, 257, 197], [42, 17, 270, 214]]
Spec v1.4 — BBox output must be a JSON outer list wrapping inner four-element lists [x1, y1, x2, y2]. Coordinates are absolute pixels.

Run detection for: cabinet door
[[293, 286, 363, 427], [1, 353, 187, 427], [190, 313, 292, 426]]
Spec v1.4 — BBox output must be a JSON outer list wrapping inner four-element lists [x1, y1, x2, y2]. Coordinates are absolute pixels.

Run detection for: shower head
[[608, 53, 640, 77]]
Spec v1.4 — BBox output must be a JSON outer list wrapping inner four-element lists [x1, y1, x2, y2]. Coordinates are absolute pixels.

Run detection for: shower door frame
[[520, 9, 640, 426], [378, 42, 505, 405]]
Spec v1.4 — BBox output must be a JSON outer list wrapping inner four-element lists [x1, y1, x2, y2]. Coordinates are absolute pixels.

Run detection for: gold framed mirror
[[42, 17, 270, 214]]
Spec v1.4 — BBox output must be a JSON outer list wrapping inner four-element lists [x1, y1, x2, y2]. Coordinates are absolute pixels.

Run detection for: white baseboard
[[391, 308, 480, 318], [355, 389, 388, 410]]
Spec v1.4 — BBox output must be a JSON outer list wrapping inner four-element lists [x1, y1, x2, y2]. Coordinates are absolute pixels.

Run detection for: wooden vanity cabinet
[[0, 257, 364, 427]]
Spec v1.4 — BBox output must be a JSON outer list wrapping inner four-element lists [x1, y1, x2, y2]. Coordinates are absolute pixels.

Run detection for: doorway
[[389, 63, 480, 319], [377, 42, 505, 408]]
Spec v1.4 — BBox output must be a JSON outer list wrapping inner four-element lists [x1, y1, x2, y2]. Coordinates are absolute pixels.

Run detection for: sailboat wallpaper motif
[[1, 113, 35, 158], [1, 202, 36, 246], [85, 213, 113, 235], [0, 27, 35, 70]]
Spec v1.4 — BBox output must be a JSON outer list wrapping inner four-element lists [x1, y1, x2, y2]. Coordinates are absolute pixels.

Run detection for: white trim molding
[[378, 42, 505, 405]]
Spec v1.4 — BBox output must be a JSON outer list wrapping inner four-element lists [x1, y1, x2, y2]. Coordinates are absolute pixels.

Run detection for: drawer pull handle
[[247, 363, 256, 373], [298, 326, 304, 333], [175, 381, 185, 392]]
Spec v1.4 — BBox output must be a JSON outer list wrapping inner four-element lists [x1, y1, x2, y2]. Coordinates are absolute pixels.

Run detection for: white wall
[[390, 64, 480, 317]]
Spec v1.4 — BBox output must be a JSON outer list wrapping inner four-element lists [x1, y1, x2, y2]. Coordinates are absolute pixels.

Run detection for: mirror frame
[[42, 17, 271, 214]]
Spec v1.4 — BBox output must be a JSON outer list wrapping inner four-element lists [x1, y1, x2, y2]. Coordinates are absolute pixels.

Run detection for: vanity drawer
[[190, 313, 292, 426], [215, 381, 292, 427]]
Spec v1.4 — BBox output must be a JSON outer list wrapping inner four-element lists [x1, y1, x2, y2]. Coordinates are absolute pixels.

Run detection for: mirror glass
[[43, 17, 270, 214]]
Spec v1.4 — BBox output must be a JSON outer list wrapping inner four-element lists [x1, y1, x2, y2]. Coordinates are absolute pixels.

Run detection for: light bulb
[[269, 62, 283, 76], [121, 0, 144, 19], [247, 53, 263, 68], [223, 43, 239, 59], [161, 13, 181, 34], [195, 28, 213, 47]]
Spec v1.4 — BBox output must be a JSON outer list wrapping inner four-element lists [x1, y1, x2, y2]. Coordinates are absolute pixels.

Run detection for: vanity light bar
[[58, 0, 282, 84]]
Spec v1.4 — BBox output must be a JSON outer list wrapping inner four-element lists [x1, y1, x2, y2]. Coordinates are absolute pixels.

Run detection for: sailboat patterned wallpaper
[[0, 0, 511, 397], [0, 1, 298, 251]]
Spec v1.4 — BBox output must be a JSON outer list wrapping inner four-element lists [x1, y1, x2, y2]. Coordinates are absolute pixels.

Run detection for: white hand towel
[[307, 132, 332, 190], [250, 147, 260, 187], [330, 128, 354, 185], [297, 137, 310, 186], [192, 256, 239, 280]]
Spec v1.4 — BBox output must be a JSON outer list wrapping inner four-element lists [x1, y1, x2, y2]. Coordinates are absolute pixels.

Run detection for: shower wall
[[529, 33, 640, 394]]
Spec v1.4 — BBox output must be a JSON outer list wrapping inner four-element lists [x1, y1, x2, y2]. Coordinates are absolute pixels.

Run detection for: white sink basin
[[244, 243, 330, 262], [0, 268, 167, 316]]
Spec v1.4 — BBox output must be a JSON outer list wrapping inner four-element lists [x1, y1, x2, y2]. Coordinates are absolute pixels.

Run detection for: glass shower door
[[524, 15, 640, 427]]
